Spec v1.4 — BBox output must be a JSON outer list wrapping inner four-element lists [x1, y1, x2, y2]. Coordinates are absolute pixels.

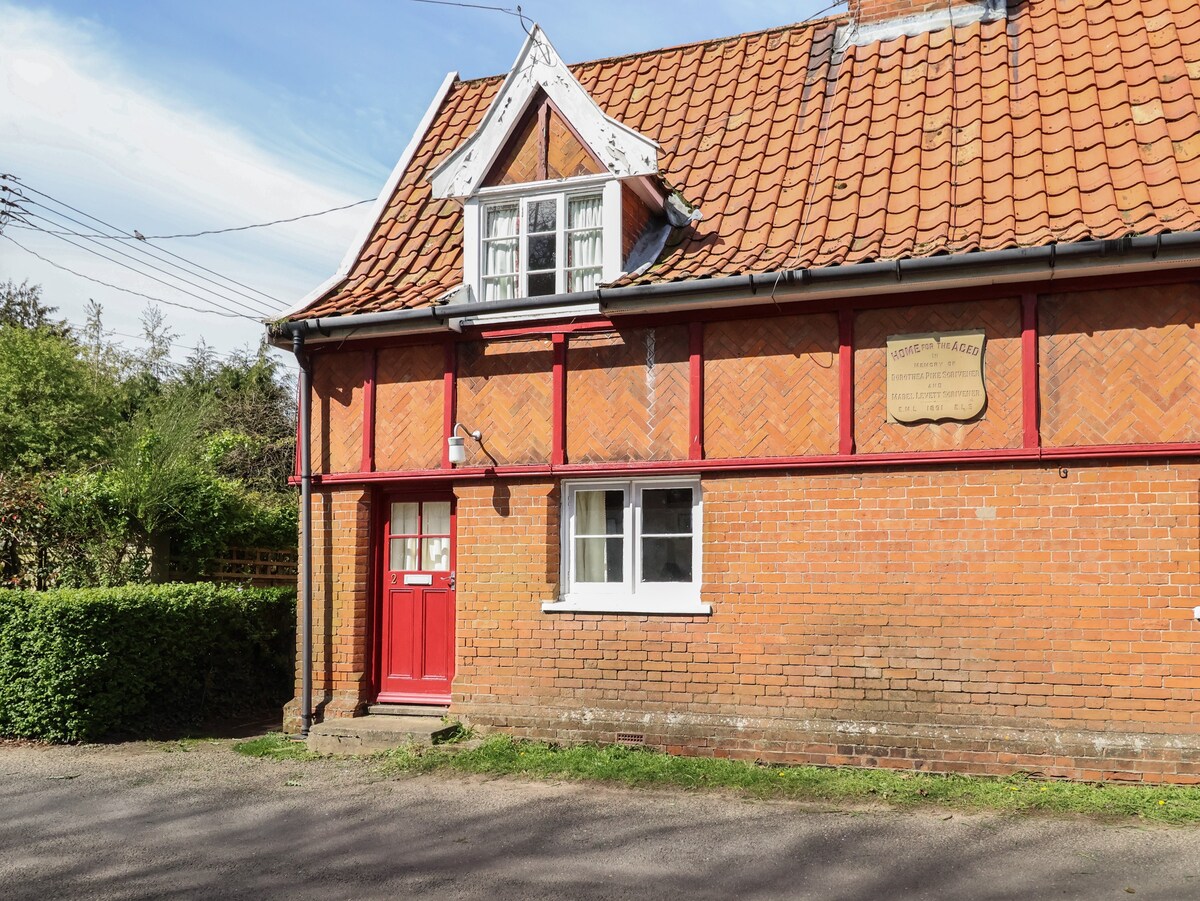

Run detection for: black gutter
[[292, 331, 314, 739], [271, 233, 1200, 342]]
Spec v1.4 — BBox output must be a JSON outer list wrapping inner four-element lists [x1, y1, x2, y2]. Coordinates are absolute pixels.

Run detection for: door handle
[[449, 571, 456, 589]]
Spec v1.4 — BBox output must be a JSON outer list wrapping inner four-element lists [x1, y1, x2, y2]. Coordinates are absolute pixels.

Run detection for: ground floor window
[[543, 477, 709, 615]]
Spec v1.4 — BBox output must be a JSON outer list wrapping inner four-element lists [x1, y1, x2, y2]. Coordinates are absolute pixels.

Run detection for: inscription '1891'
[[886, 329, 987, 424]]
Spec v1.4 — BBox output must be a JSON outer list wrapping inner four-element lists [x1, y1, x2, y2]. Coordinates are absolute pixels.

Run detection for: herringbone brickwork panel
[[567, 327, 689, 463], [547, 110, 603, 180], [458, 339, 554, 465], [311, 352, 366, 474], [375, 345, 444, 471], [483, 106, 541, 187], [705, 314, 839, 459], [855, 300, 1022, 454], [1040, 285, 1200, 447]]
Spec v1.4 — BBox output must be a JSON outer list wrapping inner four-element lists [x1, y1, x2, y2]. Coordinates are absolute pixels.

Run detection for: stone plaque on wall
[[886, 329, 986, 424]]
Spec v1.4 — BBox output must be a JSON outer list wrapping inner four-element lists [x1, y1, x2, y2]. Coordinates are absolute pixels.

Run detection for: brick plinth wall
[[284, 487, 372, 732], [452, 463, 1200, 783]]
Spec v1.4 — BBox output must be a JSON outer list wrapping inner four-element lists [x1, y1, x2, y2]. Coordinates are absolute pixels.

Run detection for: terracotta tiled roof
[[294, 0, 1200, 320]]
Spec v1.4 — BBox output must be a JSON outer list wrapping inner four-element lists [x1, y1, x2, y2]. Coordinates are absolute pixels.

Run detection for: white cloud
[[0, 3, 374, 362]]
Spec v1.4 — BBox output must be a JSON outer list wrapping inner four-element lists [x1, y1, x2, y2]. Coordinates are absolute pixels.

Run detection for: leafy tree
[[0, 281, 66, 334], [0, 325, 119, 472], [0, 287, 297, 587]]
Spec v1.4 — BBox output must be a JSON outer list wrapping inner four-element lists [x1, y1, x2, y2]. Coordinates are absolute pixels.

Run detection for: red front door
[[377, 494, 456, 704]]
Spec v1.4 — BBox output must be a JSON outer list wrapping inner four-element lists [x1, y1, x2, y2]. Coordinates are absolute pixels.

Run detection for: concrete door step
[[367, 704, 450, 718], [307, 715, 457, 755]]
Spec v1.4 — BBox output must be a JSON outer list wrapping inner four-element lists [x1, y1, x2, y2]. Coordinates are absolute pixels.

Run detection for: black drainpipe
[[292, 330, 314, 738]]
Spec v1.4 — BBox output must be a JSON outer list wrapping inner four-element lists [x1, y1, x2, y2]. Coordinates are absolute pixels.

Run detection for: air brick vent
[[615, 732, 645, 746]]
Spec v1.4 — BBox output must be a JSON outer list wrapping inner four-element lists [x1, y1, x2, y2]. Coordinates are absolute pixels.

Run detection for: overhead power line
[[1, 233, 250, 320], [14, 206, 276, 318], [13, 197, 374, 241], [406, 0, 530, 25], [1, 175, 286, 311], [9, 217, 264, 321]]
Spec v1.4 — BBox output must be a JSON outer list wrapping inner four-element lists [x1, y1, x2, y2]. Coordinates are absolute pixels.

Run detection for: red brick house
[[272, 0, 1200, 781]]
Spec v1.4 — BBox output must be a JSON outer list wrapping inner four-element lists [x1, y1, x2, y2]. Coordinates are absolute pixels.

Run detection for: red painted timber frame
[[294, 268, 1200, 487], [689, 321, 704, 460]]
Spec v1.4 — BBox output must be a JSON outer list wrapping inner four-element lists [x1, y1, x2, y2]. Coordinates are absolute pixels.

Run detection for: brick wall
[[284, 487, 372, 731], [375, 344, 444, 471], [566, 327, 690, 462], [311, 351, 367, 474], [705, 313, 839, 458], [854, 298, 1023, 453], [453, 463, 1200, 782], [457, 338, 554, 465], [1040, 285, 1200, 447]]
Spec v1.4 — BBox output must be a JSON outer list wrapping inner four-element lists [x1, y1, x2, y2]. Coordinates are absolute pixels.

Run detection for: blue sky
[[1, 0, 845, 365]]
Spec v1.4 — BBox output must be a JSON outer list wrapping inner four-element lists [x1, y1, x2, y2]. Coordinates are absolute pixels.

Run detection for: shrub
[[0, 584, 295, 742]]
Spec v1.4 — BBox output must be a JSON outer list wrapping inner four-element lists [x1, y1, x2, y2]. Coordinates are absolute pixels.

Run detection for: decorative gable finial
[[429, 25, 660, 199]]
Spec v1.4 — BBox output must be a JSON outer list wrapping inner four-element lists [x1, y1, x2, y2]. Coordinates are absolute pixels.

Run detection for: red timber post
[[1021, 293, 1040, 448], [361, 351, 376, 473], [442, 339, 457, 469], [838, 307, 855, 456], [552, 333, 567, 465], [689, 320, 704, 460]]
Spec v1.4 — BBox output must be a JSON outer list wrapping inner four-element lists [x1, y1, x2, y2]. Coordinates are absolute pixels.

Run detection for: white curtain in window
[[568, 196, 603, 292], [486, 205, 519, 239], [483, 205, 518, 300], [575, 490, 608, 582]]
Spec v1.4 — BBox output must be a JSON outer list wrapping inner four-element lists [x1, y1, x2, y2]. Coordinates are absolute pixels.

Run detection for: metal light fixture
[[447, 422, 481, 465]]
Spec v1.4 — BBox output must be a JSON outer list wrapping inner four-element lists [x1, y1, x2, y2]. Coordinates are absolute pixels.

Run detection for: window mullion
[[556, 193, 565, 295], [628, 482, 639, 596], [518, 196, 528, 299]]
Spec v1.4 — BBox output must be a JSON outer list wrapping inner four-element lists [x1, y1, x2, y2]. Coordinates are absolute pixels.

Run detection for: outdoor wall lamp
[[447, 422, 482, 465]]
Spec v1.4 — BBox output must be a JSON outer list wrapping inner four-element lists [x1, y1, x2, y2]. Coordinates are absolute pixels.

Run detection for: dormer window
[[429, 26, 663, 311], [481, 191, 603, 301]]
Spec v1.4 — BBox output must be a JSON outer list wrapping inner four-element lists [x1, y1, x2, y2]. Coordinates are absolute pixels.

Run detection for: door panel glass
[[423, 501, 451, 536], [391, 502, 419, 536], [422, 537, 450, 571], [389, 537, 418, 571]]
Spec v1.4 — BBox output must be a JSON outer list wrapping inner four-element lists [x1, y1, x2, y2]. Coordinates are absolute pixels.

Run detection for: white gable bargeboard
[[429, 25, 660, 199]]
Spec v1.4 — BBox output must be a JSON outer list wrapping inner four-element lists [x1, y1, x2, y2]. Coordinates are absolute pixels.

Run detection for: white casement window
[[480, 190, 604, 301], [544, 478, 710, 615]]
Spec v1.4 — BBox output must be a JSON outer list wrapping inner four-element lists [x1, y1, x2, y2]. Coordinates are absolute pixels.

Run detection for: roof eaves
[[270, 232, 1200, 345]]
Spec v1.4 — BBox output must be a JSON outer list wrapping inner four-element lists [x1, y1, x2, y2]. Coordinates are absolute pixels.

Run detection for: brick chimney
[[850, 0, 984, 26]]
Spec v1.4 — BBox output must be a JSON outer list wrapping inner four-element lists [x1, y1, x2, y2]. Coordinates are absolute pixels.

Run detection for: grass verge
[[234, 733, 318, 761], [368, 735, 1200, 825]]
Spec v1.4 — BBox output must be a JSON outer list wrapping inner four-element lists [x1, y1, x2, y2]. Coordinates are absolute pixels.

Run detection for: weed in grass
[[433, 720, 476, 745], [372, 736, 1200, 824], [154, 737, 217, 754], [234, 733, 318, 762]]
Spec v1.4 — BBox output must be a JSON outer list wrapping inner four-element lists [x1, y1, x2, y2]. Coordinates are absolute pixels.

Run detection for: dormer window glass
[[480, 190, 603, 301]]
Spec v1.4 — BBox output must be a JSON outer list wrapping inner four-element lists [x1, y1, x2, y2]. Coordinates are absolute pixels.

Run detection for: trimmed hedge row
[[0, 584, 295, 741]]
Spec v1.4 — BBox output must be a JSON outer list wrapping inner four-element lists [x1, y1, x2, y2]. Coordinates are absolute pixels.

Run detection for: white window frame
[[464, 175, 622, 304], [543, 477, 709, 615]]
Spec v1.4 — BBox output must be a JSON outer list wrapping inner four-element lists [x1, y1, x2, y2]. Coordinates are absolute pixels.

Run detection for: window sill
[[541, 598, 712, 616]]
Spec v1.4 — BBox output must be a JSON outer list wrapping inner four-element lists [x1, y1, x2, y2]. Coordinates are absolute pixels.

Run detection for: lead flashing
[[835, 0, 1008, 51]]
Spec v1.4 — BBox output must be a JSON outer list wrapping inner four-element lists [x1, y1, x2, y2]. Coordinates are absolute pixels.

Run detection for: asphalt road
[[1, 740, 1198, 901]]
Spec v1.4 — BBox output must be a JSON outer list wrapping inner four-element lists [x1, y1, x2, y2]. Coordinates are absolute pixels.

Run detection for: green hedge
[[0, 584, 295, 741]]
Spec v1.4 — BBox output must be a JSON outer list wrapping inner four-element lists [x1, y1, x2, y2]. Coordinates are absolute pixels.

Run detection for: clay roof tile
[[294, 0, 1200, 318]]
